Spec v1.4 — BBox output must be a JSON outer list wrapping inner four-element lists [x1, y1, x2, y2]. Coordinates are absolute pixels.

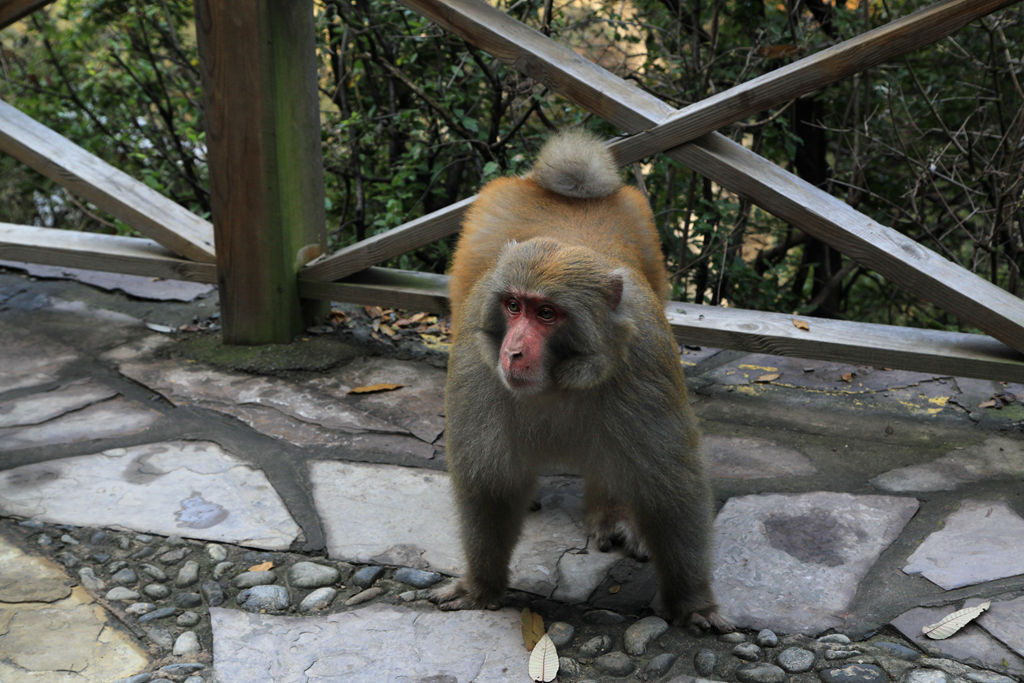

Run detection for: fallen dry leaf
[[521, 608, 545, 651], [755, 373, 781, 383], [840, 372, 854, 383], [348, 383, 404, 395], [528, 633, 559, 682], [792, 318, 810, 331], [249, 561, 274, 572], [923, 601, 990, 640]]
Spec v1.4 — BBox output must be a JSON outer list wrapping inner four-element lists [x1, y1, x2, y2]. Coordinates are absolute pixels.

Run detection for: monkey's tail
[[530, 129, 622, 199]]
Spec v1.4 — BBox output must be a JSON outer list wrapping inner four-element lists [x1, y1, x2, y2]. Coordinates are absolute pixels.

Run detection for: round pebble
[[78, 567, 105, 592], [695, 648, 717, 676], [138, 606, 177, 624], [106, 587, 140, 601], [158, 547, 188, 564], [344, 586, 384, 606], [213, 561, 235, 579], [720, 631, 747, 644], [299, 587, 338, 612], [351, 566, 384, 587], [873, 641, 921, 661], [584, 609, 625, 625], [819, 633, 853, 645], [173, 631, 201, 656], [201, 580, 225, 607], [777, 647, 816, 673], [825, 649, 860, 660], [906, 670, 950, 683], [143, 583, 171, 599], [819, 663, 887, 683], [175, 560, 200, 587], [125, 602, 157, 616], [578, 635, 612, 657], [161, 662, 206, 676], [644, 653, 678, 679], [207, 543, 228, 562], [140, 564, 168, 581], [289, 561, 340, 588], [111, 567, 138, 585], [756, 629, 779, 648], [594, 651, 634, 677], [174, 592, 202, 609], [559, 657, 582, 677], [547, 621, 575, 649], [177, 611, 201, 627], [394, 567, 442, 588], [738, 663, 787, 683], [238, 585, 291, 611], [624, 615, 669, 656], [232, 570, 277, 589], [733, 642, 762, 661]]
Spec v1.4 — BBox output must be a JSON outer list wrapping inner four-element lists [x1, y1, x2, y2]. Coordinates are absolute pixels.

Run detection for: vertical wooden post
[[194, 0, 326, 345]]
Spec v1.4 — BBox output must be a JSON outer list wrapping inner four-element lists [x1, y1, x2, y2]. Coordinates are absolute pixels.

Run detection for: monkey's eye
[[536, 305, 557, 323], [505, 298, 522, 315]]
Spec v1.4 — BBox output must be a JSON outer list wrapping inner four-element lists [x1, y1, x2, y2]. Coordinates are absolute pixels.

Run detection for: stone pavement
[[0, 262, 1022, 683]]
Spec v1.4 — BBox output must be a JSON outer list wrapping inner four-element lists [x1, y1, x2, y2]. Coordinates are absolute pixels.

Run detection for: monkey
[[433, 129, 732, 632]]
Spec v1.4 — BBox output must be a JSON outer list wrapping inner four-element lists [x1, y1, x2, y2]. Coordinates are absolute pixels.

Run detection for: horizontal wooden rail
[[0, 223, 217, 283], [299, 267, 1024, 382], [0, 99, 216, 263], [402, 0, 1024, 355]]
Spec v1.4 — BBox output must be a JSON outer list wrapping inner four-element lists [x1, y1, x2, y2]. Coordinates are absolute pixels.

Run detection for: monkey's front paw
[[687, 607, 734, 634], [428, 580, 502, 611], [589, 516, 649, 561]]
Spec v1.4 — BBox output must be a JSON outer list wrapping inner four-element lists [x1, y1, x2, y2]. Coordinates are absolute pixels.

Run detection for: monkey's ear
[[606, 273, 624, 310]]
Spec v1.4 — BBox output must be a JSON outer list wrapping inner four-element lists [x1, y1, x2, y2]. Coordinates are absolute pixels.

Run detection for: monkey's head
[[475, 238, 636, 395]]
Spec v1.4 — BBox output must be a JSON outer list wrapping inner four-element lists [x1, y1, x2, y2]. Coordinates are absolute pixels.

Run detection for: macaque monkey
[[434, 130, 731, 631]]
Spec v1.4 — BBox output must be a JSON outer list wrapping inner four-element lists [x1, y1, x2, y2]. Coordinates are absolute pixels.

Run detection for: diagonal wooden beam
[[400, 0, 1024, 354], [0, 0, 54, 28], [0, 99, 216, 263]]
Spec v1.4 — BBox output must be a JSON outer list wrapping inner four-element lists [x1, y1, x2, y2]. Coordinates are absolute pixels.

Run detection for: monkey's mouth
[[501, 371, 542, 393]]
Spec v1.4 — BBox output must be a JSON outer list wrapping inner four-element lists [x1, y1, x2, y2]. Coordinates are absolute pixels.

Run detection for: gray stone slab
[[0, 326, 79, 393], [0, 260, 215, 302], [118, 355, 444, 454], [903, 499, 1024, 590], [871, 438, 1024, 492], [703, 435, 816, 479], [210, 603, 524, 682], [892, 604, 1024, 675], [976, 595, 1024, 659], [0, 441, 301, 549], [310, 461, 619, 601], [0, 379, 118, 428], [712, 491, 919, 634], [0, 398, 159, 450]]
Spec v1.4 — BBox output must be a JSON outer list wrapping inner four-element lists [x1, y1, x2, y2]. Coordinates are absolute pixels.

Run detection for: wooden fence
[[1, 0, 1023, 382]]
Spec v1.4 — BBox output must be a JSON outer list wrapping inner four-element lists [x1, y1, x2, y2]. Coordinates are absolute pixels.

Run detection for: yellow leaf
[[755, 373, 781, 383], [249, 561, 274, 572], [521, 608, 545, 650], [348, 383, 404, 395], [792, 318, 810, 331], [528, 633, 559, 682]]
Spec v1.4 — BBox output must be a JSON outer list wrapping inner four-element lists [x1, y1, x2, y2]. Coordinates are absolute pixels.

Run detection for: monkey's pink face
[[498, 292, 563, 392]]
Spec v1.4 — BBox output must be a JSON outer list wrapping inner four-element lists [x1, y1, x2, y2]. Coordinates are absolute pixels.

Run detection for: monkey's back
[[449, 176, 670, 328]]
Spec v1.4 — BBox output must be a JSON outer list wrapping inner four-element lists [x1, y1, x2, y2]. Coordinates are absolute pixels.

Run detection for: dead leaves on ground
[[332, 306, 450, 347], [978, 393, 1018, 410], [347, 383, 404, 395], [922, 601, 990, 640], [522, 608, 558, 682]]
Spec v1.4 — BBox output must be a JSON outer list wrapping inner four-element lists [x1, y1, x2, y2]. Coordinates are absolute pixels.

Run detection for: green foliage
[[1, 0, 1021, 331]]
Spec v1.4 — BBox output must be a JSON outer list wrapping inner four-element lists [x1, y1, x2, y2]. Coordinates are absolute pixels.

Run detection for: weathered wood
[[298, 267, 450, 314], [297, 267, 1023, 381], [403, 0, 1024, 354], [608, 0, 1019, 165], [0, 99, 215, 263], [194, 0, 326, 344], [667, 302, 1024, 383], [0, 223, 217, 283], [303, 197, 472, 283], [0, 0, 54, 28]]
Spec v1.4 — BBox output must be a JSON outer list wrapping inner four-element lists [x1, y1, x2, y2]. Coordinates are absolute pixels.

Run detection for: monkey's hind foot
[[588, 513, 649, 561], [685, 606, 734, 634], [428, 579, 502, 611]]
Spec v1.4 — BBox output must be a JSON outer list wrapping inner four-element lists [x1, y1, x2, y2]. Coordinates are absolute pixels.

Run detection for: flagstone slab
[[0, 535, 149, 682], [211, 603, 523, 682], [871, 437, 1024, 492], [0, 379, 118, 428], [712, 491, 919, 634], [310, 461, 620, 601], [976, 595, 1024, 659], [892, 603, 1024, 675], [0, 325, 79, 393], [0, 260, 215, 301], [118, 355, 445, 453], [903, 499, 1024, 589], [703, 435, 816, 479], [0, 441, 301, 549], [0, 398, 160, 450]]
